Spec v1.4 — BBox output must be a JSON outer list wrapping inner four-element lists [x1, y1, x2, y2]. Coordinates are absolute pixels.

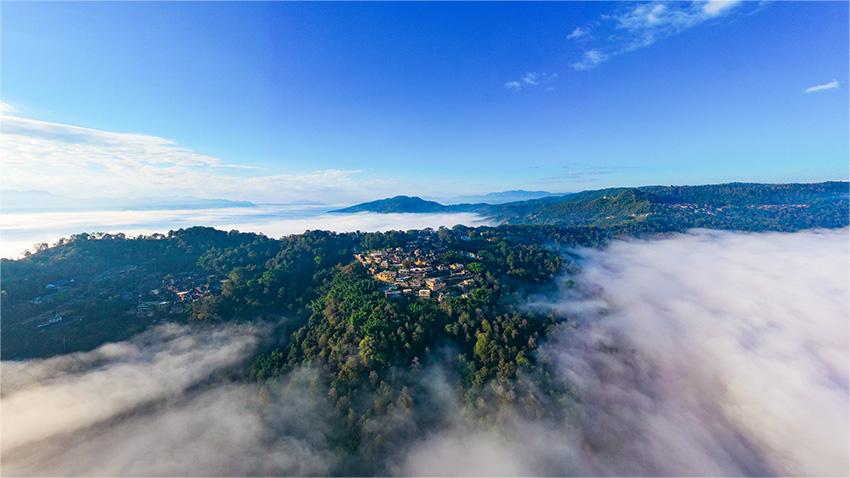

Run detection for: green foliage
[[0, 227, 263, 359], [188, 230, 360, 322]]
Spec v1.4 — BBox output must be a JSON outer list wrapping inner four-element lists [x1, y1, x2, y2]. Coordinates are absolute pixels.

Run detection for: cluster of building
[[36, 313, 66, 328], [27, 280, 79, 329], [355, 244, 479, 302], [137, 273, 224, 318], [21, 300, 74, 330], [28, 278, 78, 306], [136, 299, 180, 318]]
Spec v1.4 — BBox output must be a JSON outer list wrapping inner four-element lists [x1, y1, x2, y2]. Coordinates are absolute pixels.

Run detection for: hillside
[[335, 182, 850, 232], [332, 195, 480, 213]]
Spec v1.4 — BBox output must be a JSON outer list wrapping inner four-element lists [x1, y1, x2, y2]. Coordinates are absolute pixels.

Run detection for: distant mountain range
[[431, 190, 563, 205], [333, 182, 850, 232], [334, 191, 566, 214], [1, 190, 256, 212]]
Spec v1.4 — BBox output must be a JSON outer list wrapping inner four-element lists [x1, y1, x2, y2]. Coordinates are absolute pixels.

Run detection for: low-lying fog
[[2, 228, 847, 476], [0, 206, 493, 258]]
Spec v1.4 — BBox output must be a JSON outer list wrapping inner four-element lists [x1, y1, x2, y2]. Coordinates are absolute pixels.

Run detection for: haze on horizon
[[1, 1, 848, 206]]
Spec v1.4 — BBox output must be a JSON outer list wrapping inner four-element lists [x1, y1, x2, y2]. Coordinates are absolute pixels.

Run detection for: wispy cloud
[[0, 111, 399, 203], [505, 71, 558, 91], [0, 102, 16, 114], [570, 1, 752, 71], [703, 0, 742, 16], [571, 50, 609, 71], [566, 26, 589, 40], [804, 79, 840, 94]]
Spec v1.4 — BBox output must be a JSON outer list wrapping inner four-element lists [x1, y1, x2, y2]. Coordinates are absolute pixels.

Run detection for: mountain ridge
[[333, 181, 850, 231], [332, 195, 486, 213]]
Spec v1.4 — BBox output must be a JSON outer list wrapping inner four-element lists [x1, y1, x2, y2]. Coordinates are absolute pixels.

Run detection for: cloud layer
[[401, 228, 849, 475], [0, 207, 492, 258], [1, 323, 341, 476], [0, 112, 401, 204], [566, 228, 849, 475]]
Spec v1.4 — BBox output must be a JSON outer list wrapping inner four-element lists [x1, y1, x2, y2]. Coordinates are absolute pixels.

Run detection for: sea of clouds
[[0, 206, 492, 258], [1, 324, 340, 476], [2, 228, 847, 476]]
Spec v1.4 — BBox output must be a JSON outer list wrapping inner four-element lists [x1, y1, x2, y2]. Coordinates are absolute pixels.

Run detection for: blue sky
[[1, 1, 847, 203]]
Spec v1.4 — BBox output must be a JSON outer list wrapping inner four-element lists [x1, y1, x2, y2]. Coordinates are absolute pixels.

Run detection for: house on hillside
[[425, 277, 445, 291]]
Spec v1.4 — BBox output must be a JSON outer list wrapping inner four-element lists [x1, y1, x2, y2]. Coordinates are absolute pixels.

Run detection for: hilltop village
[[355, 240, 479, 301], [135, 272, 222, 318]]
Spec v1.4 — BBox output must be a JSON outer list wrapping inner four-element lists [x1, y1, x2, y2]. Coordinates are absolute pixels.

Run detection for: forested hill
[[334, 181, 850, 231], [2, 224, 575, 472], [332, 195, 483, 213]]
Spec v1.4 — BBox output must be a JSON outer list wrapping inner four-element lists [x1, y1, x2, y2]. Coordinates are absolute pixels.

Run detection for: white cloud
[[0, 102, 16, 114], [505, 71, 558, 91], [0, 112, 401, 203], [566, 26, 589, 40], [1, 324, 259, 453], [704, 0, 742, 16], [571, 49, 609, 71], [1, 324, 339, 476], [804, 79, 840, 94], [571, 1, 751, 70], [532, 228, 849, 475]]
